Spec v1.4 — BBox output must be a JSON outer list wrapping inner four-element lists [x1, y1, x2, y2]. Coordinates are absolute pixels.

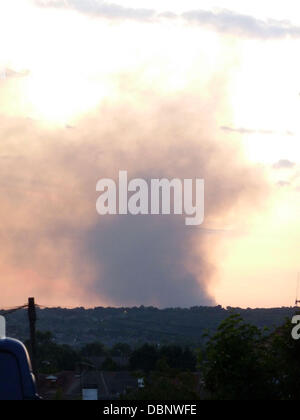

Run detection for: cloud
[[84, 215, 212, 307], [221, 126, 294, 136], [34, 1, 300, 40], [182, 9, 300, 40], [35, 0, 156, 21], [273, 159, 296, 169], [221, 126, 263, 135], [277, 180, 291, 187], [0, 75, 267, 308], [0, 68, 30, 81]]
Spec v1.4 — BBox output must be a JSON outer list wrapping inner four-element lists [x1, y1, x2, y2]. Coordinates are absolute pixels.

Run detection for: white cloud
[[34, 0, 300, 39], [35, 0, 156, 21], [182, 9, 300, 39], [273, 159, 296, 170]]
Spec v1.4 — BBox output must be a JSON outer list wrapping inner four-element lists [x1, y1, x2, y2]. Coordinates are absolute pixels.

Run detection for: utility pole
[[295, 274, 300, 307], [28, 297, 37, 377]]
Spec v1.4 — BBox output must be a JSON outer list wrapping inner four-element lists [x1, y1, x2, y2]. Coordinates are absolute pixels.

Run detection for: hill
[[2, 305, 297, 347]]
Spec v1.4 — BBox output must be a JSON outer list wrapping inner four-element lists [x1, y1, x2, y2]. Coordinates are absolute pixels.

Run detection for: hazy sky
[[0, 0, 300, 308]]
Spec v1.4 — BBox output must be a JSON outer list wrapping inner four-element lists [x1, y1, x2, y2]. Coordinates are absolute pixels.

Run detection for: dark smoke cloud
[[83, 215, 213, 307], [0, 80, 266, 308]]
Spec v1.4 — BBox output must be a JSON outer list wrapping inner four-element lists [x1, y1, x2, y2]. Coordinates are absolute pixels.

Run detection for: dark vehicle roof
[[0, 338, 38, 400]]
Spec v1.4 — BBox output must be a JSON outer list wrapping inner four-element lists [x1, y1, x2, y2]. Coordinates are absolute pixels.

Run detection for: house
[[81, 370, 138, 400], [38, 371, 81, 400]]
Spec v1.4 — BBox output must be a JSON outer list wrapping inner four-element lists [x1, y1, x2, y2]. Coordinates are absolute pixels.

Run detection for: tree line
[[28, 312, 300, 399]]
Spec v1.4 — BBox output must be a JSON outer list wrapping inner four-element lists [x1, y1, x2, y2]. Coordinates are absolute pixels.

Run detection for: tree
[[267, 316, 300, 400], [199, 314, 274, 400], [130, 344, 159, 373], [123, 368, 199, 400], [110, 343, 131, 357], [101, 357, 120, 371], [159, 345, 196, 371], [26, 331, 80, 373], [80, 341, 105, 357]]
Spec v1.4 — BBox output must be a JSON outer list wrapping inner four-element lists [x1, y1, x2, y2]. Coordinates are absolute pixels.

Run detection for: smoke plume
[[0, 76, 265, 307]]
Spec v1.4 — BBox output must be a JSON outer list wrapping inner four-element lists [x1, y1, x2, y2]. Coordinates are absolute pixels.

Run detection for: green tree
[[159, 345, 196, 371], [130, 344, 158, 373], [26, 331, 80, 373], [80, 341, 105, 357], [110, 343, 131, 357], [101, 357, 120, 371], [123, 369, 199, 400], [199, 314, 274, 400], [267, 316, 300, 400]]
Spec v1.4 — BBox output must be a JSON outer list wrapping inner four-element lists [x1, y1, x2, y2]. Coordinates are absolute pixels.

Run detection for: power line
[[0, 304, 28, 316], [0, 302, 46, 316], [0, 298, 38, 381]]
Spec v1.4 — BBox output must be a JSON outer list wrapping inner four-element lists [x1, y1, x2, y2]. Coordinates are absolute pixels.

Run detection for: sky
[[0, 0, 300, 309]]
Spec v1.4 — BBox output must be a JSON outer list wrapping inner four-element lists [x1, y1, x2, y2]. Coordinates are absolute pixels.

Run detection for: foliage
[[25, 314, 300, 401], [123, 365, 199, 400], [26, 331, 80, 373], [130, 344, 159, 373], [101, 356, 120, 371], [7, 305, 297, 348], [266, 316, 300, 400], [111, 343, 132, 357], [129, 344, 196, 373], [80, 341, 106, 357], [198, 314, 275, 400]]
